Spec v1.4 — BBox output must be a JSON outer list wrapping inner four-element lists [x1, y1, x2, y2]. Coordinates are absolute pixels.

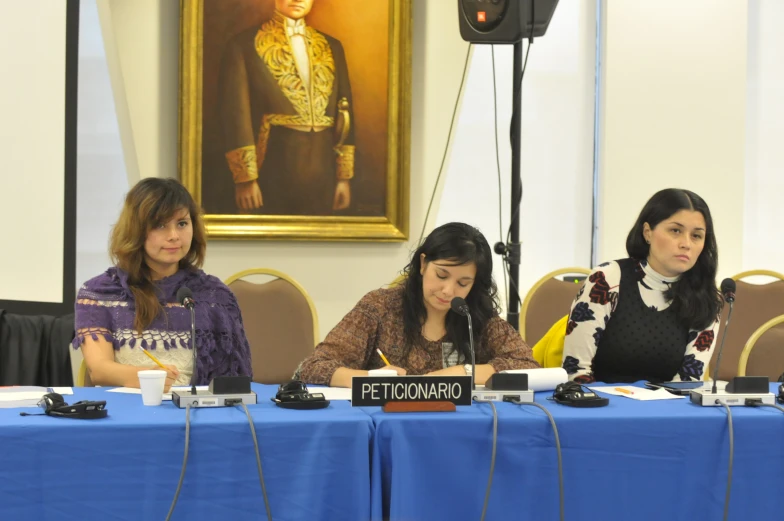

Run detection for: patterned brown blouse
[[297, 286, 539, 385]]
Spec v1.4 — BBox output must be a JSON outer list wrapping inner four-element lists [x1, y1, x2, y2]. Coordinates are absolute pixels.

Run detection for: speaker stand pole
[[506, 40, 523, 330]]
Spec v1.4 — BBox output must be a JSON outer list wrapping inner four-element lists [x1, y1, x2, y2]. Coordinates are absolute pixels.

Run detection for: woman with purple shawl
[[74, 178, 252, 390]]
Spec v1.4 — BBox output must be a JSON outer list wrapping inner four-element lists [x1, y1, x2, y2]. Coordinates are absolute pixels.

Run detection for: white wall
[[743, 0, 784, 272], [598, 0, 748, 280], [76, 0, 128, 289], [98, 0, 471, 338], [0, 1, 67, 303], [97, 0, 179, 183]]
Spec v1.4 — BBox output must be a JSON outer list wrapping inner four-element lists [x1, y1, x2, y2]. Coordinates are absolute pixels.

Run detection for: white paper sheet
[[106, 386, 209, 401], [587, 385, 685, 400], [0, 392, 47, 402], [308, 386, 352, 401], [0, 386, 73, 407]]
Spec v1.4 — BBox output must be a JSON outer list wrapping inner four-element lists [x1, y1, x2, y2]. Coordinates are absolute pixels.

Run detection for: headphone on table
[[20, 393, 108, 419], [552, 381, 609, 408], [271, 381, 330, 410]]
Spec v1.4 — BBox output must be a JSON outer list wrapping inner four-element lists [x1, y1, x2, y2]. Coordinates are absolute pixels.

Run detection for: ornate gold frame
[[178, 0, 411, 241]]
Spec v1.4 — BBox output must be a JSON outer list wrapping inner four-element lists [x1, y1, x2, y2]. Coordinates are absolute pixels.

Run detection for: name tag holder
[[351, 375, 472, 411]]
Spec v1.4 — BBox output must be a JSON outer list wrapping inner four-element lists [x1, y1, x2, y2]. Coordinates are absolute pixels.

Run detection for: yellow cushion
[[531, 315, 569, 368]]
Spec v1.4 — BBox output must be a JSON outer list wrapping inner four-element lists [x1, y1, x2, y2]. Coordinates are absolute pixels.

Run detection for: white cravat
[[285, 17, 310, 90]]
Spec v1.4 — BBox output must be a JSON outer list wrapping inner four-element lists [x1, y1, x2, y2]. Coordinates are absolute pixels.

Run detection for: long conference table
[[1, 383, 783, 521]]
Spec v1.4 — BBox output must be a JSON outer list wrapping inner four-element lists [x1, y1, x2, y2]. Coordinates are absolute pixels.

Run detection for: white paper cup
[[138, 370, 167, 406], [368, 369, 398, 377]]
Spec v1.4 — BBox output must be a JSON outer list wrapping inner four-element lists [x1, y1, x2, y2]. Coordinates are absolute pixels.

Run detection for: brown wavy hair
[[109, 178, 207, 332]]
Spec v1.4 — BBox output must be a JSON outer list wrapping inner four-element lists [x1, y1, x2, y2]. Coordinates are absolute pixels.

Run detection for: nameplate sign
[[351, 375, 472, 406]]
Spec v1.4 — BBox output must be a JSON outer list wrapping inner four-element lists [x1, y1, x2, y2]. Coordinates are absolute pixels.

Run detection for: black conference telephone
[[271, 380, 329, 410], [552, 381, 609, 408], [20, 392, 108, 419]]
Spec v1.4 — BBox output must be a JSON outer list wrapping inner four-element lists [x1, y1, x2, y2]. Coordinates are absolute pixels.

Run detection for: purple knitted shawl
[[73, 267, 252, 384]]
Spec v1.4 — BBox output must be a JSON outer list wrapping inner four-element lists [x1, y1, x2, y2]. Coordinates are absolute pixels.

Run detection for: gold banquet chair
[[737, 314, 784, 380], [520, 267, 591, 347], [709, 270, 784, 381], [77, 359, 93, 387], [226, 268, 319, 385]]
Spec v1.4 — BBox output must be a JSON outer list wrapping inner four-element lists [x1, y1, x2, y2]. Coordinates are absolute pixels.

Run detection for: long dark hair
[[401, 222, 500, 361], [110, 178, 207, 332], [626, 188, 722, 330]]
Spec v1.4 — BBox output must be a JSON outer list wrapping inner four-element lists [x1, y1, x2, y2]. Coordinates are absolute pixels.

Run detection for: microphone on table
[[710, 278, 735, 395], [450, 297, 475, 391], [691, 277, 773, 406], [171, 286, 257, 409], [176, 286, 197, 395], [451, 297, 532, 403]]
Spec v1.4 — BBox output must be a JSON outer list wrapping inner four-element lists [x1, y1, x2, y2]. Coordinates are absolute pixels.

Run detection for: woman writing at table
[[562, 188, 722, 384], [296, 222, 539, 387], [74, 178, 252, 391]]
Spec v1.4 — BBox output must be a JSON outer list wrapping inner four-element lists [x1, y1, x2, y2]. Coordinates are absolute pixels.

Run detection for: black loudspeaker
[[458, 0, 560, 44]]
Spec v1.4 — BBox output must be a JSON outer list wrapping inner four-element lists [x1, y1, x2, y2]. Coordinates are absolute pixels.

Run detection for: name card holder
[[383, 401, 456, 413], [351, 375, 472, 409]]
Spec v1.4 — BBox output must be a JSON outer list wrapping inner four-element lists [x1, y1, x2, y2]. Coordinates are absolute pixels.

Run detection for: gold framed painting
[[179, 0, 411, 241]]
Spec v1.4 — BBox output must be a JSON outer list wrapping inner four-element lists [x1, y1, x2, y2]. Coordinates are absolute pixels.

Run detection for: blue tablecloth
[[0, 384, 374, 521], [367, 383, 784, 521]]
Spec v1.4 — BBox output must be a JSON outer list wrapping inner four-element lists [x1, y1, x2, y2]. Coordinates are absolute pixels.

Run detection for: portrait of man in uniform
[[180, 0, 410, 240], [219, 0, 355, 215]]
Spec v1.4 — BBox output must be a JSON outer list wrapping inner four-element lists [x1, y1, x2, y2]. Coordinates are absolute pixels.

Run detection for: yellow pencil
[[376, 348, 391, 366], [140, 347, 167, 370]]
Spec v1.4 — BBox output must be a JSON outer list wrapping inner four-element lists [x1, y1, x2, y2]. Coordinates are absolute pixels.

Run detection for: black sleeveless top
[[592, 259, 690, 383]]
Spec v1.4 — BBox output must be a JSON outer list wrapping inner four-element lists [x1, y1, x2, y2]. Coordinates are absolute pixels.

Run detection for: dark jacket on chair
[[0, 310, 75, 386]]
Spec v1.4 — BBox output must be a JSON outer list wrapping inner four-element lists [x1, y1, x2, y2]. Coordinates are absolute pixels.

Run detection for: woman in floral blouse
[[562, 189, 723, 384]]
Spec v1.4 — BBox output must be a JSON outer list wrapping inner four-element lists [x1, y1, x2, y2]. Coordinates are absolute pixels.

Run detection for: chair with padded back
[[737, 314, 784, 380], [225, 268, 319, 385], [708, 270, 784, 381], [520, 267, 591, 347]]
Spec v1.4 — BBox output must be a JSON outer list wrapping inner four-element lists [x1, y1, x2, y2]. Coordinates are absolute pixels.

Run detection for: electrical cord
[[417, 44, 473, 245], [165, 403, 191, 521], [748, 402, 784, 414], [717, 401, 734, 521], [490, 44, 508, 312], [240, 403, 273, 521], [512, 399, 564, 521], [472, 398, 498, 521]]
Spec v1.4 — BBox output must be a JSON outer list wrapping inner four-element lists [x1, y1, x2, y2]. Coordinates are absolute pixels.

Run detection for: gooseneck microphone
[[177, 287, 197, 395], [711, 279, 736, 395], [450, 297, 475, 391], [691, 277, 774, 406]]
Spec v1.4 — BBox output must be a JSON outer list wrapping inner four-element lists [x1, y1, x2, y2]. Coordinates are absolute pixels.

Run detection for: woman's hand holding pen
[[142, 364, 179, 392], [383, 365, 407, 376], [376, 349, 406, 375], [163, 365, 179, 392]]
